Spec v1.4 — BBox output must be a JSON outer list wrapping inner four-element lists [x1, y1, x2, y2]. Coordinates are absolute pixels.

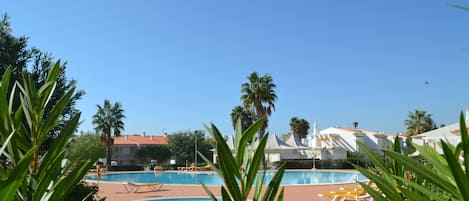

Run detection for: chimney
[[150, 136, 153, 140], [125, 135, 128, 140], [142, 131, 146, 136]]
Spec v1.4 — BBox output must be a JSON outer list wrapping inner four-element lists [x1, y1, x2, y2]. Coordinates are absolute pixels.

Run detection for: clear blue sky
[[2, 1, 469, 136]]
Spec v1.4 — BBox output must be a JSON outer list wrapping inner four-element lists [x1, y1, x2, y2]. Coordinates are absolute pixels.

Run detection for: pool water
[[86, 170, 366, 185]]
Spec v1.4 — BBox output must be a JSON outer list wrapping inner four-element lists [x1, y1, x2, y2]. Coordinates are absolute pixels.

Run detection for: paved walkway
[[95, 182, 357, 201]]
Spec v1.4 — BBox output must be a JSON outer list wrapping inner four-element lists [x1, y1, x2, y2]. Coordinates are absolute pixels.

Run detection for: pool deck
[[96, 182, 357, 201], [93, 169, 361, 201]]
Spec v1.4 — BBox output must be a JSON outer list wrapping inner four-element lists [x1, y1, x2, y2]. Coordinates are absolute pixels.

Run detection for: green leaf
[[356, 141, 389, 174], [392, 176, 446, 201], [262, 163, 286, 201], [0, 148, 34, 201], [245, 133, 267, 193], [384, 150, 460, 196], [354, 165, 402, 200], [459, 112, 469, 178], [236, 117, 265, 163], [201, 183, 219, 201], [442, 140, 469, 200]]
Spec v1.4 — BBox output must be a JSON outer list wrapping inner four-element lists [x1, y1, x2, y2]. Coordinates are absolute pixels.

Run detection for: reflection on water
[[86, 171, 366, 185]]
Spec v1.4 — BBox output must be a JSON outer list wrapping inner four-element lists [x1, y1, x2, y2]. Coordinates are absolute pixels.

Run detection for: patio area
[[95, 182, 357, 201]]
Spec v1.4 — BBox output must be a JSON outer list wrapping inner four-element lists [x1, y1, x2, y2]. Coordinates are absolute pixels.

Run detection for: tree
[[68, 133, 106, 162], [289, 117, 310, 140], [0, 64, 97, 200], [404, 110, 435, 153], [0, 14, 84, 153], [241, 72, 277, 139], [168, 130, 212, 165], [230, 105, 253, 132], [404, 110, 436, 136], [135, 145, 171, 164], [92, 100, 125, 169]]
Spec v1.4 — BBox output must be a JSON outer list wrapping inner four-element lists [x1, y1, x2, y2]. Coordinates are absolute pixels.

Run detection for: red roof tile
[[114, 135, 168, 145]]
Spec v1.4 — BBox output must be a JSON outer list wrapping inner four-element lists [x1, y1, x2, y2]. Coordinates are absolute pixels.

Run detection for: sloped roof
[[325, 127, 394, 136], [285, 135, 308, 149], [415, 120, 469, 138], [114, 135, 168, 145], [266, 134, 291, 150]]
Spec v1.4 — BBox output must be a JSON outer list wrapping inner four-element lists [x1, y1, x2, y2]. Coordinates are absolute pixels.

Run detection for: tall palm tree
[[241, 72, 277, 139], [404, 110, 435, 153], [404, 110, 435, 136], [92, 99, 125, 169], [290, 117, 310, 140], [230, 105, 253, 132]]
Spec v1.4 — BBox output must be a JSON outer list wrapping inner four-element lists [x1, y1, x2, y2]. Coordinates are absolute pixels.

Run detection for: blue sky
[[2, 1, 469, 136]]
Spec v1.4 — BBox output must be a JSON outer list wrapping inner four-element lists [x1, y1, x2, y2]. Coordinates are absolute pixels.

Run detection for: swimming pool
[[86, 170, 366, 185]]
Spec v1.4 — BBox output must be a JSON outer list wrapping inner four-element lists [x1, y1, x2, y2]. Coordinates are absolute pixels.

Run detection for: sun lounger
[[124, 182, 163, 193], [197, 164, 211, 171]]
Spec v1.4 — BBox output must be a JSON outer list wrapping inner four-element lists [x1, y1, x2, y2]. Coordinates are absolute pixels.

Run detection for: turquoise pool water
[[86, 170, 366, 185]]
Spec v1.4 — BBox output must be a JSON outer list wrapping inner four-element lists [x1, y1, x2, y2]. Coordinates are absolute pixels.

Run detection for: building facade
[[112, 134, 168, 166]]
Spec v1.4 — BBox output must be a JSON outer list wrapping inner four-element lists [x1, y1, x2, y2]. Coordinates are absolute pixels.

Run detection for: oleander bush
[[0, 63, 101, 200], [200, 118, 286, 201], [356, 113, 469, 201]]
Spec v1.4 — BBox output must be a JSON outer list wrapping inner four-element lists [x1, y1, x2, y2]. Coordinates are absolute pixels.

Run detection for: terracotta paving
[[95, 182, 357, 201]]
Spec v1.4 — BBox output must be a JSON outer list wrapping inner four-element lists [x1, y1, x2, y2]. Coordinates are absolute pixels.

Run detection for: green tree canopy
[[135, 145, 171, 164], [0, 14, 84, 153], [289, 117, 310, 140], [168, 130, 212, 165], [230, 105, 253, 132], [0, 64, 97, 200], [241, 71, 277, 139], [92, 99, 125, 169], [404, 109, 436, 136], [68, 133, 106, 162]]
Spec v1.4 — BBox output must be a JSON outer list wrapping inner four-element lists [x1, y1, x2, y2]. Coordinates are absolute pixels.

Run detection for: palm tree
[[404, 110, 435, 153], [404, 110, 435, 136], [92, 99, 125, 169], [241, 72, 277, 139], [230, 105, 253, 132], [290, 117, 310, 140], [353, 121, 359, 128]]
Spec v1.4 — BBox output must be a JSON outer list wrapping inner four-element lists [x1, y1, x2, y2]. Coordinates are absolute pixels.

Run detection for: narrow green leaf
[[246, 134, 267, 192], [393, 176, 446, 201], [354, 165, 402, 200], [459, 112, 469, 178], [0, 131, 14, 157], [442, 140, 469, 200], [276, 188, 284, 201], [201, 183, 219, 201], [39, 86, 75, 144], [237, 117, 265, 164], [385, 150, 460, 196], [262, 163, 286, 201], [357, 141, 389, 174], [0, 148, 34, 200], [359, 183, 388, 201]]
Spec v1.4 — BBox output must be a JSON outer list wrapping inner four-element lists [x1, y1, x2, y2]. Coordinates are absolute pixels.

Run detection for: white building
[[212, 122, 393, 163], [412, 110, 469, 154]]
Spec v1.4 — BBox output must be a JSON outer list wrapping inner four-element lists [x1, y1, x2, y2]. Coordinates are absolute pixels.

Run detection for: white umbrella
[[314, 121, 321, 148]]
